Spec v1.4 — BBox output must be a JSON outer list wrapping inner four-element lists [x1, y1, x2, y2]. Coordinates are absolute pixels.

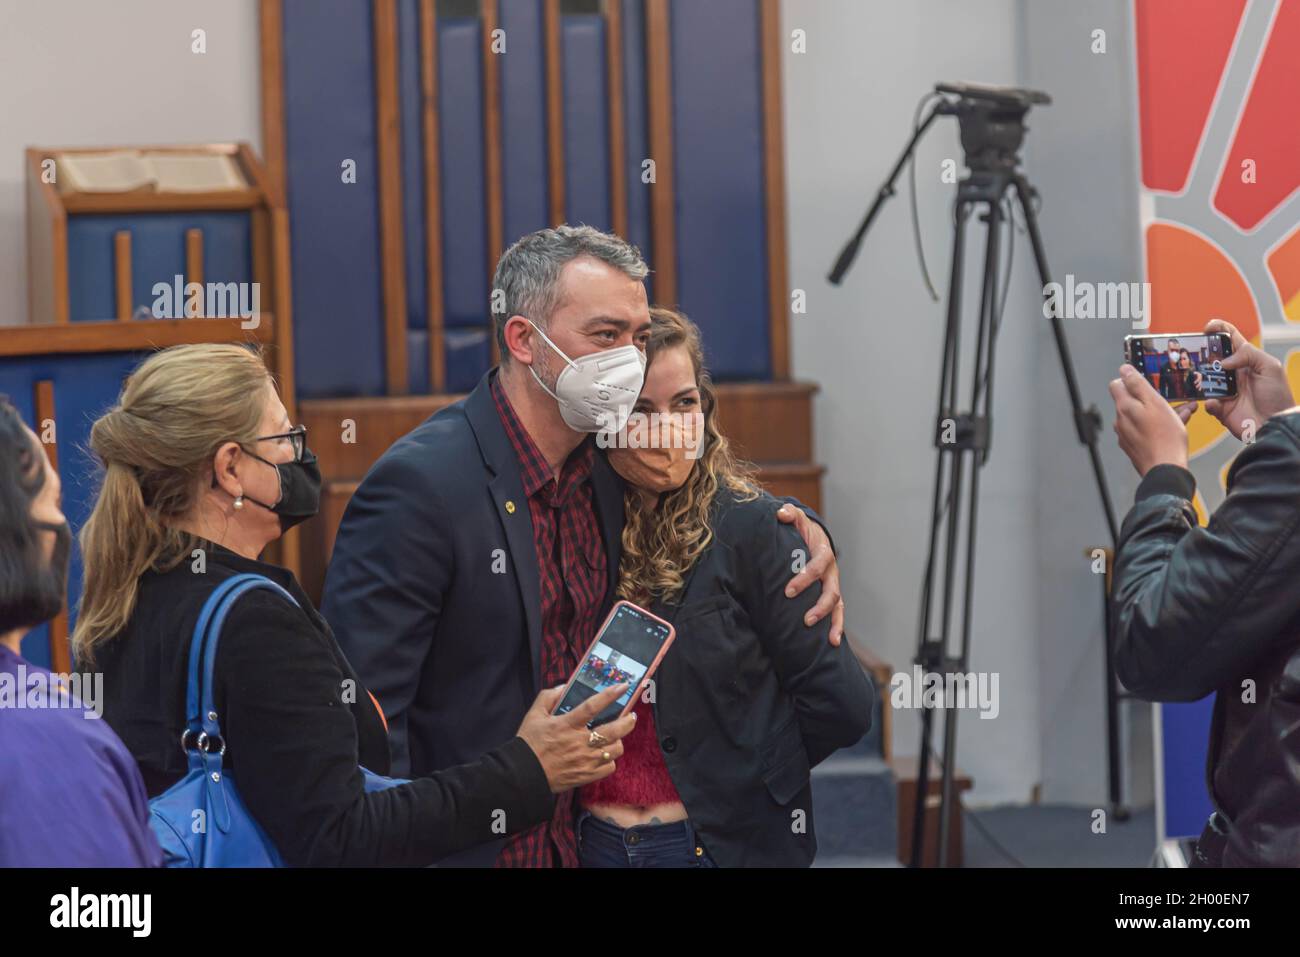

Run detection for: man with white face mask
[[322, 224, 845, 867], [1157, 337, 1182, 397], [523, 316, 646, 434]]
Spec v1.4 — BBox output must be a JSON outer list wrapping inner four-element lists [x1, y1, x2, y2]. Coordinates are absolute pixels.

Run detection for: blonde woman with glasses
[[79, 342, 634, 866]]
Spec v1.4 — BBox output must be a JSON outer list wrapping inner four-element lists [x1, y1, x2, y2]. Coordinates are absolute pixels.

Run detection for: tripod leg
[[1011, 175, 1119, 545], [911, 198, 972, 868], [1101, 554, 1128, 819], [938, 198, 1004, 867], [1012, 175, 1127, 817]]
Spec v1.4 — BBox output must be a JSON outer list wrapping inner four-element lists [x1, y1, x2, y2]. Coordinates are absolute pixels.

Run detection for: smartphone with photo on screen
[[1124, 331, 1237, 403], [552, 600, 676, 728]]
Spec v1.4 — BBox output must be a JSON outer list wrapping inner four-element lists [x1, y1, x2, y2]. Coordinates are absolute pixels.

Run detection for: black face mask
[[17, 520, 72, 629], [241, 447, 322, 532]]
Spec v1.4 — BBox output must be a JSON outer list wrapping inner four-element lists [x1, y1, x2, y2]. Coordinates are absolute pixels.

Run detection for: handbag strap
[[184, 572, 300, 762]]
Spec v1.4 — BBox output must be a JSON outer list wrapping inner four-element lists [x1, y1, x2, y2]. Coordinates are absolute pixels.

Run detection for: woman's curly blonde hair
[[616, 307, 758, 607]]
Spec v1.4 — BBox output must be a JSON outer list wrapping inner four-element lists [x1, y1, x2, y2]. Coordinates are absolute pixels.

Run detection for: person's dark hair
[[0, 396, 56, 634]]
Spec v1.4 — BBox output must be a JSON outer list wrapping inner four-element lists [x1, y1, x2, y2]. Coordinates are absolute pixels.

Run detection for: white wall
[[0, 0, 261, 325], [783, 0, 1145, 806], [1021, 0, 1151, 808]]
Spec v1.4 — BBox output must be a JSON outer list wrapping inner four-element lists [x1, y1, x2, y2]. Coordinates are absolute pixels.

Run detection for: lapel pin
[[505, 500, 516, 514]]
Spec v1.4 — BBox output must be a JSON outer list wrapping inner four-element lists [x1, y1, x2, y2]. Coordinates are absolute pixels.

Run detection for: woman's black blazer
[[647, 488, 874, 866]]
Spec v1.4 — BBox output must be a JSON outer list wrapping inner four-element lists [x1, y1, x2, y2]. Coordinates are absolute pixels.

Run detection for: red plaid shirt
[[491, 373, 608, 867]]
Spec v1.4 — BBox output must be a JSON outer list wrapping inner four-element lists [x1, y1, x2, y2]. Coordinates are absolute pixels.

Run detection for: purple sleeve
[[0, 652, 163, 867]]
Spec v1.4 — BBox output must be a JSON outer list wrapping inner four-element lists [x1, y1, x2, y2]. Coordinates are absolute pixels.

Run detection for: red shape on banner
[[1135, 0, 1246, 193], [1213, 0, 1300, 230]]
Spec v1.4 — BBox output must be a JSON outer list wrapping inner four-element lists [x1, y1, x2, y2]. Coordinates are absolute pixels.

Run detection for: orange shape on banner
[[1146, 222, 1260, 457], [1286, 350, 1300, 411], [1267, 229, 1300, 324]]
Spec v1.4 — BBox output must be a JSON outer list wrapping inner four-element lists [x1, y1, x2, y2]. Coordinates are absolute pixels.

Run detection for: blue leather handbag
[[149, 573, 406, 867]]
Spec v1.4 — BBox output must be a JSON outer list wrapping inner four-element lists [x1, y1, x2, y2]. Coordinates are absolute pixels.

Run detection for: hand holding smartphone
[[552, 600, 676, 727], [516, 681, 637, 793], [1124, 331, 1237, 403], [1198, 318, 1298, 440]]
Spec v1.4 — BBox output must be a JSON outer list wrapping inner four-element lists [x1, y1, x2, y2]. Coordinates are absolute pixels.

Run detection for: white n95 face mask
[[526, 318, 646, 434]]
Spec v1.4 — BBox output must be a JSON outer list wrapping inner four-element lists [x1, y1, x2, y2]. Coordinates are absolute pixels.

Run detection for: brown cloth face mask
[[607, 413, 701, 493]]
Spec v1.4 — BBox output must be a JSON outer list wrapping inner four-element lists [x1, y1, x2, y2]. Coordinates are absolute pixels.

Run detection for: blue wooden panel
[[670, 0, 770, 379], [445, 329, 492, 393], [19, 627, 52, 669], [0, 352, 146, 669], [282, 0, 386, 398], [66, 213, 251, 322], [621, 0, 652, 295], [438, 18, 489, 335], [399, 0, 429, 391], [561, 15, 611, 231], [500, 0, 552, 243], [407, 329, 429, 395], [1160, 697, 1215, 839], [398, 0, 426, 334], [65, 221, 113, 322], [18, 628, 52, 670], [408, 328, 488, 395]]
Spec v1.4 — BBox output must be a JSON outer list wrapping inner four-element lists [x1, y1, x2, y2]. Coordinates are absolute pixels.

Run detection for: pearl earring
[[233, 495, 244, 510]]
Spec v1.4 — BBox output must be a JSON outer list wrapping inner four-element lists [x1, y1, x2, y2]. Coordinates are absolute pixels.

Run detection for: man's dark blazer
[[322, 370, 835, 866], [322, 372, 624, 864]]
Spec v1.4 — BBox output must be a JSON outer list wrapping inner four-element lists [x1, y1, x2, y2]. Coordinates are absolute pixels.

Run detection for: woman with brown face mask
[[577, 307, 875, 868]]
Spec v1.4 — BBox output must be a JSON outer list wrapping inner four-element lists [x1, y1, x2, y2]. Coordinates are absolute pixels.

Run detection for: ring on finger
[[588, 729, 609, 748], [601, 750, 612, 763]]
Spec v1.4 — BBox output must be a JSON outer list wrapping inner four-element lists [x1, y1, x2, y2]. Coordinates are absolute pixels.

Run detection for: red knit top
[[580, 695, 684, 808]]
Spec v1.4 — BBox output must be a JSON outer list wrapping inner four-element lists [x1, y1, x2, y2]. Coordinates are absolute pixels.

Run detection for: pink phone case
[[552, 599, 677, 721]]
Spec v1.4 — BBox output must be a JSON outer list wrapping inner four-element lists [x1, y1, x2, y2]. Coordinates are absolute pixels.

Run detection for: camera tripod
[[829, 84, 1123, 867]]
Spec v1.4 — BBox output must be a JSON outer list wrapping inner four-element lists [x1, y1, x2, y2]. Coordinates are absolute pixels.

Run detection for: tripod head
[[827, 82, 1051, 285], [935, 82, 1051, 174]]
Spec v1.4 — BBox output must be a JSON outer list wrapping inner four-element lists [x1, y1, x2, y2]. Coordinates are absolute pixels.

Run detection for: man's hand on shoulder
[[776, 502, 844, 645]]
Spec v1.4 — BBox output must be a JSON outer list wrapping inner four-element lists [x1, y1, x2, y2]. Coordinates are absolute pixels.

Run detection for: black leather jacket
[[1111, 410, 1300, 866]]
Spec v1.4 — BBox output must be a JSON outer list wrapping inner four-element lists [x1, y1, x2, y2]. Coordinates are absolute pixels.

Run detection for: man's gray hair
[[491, 224, 648, 359]]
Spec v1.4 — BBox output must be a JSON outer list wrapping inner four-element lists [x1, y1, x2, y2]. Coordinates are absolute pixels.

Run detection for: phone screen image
[[553, 603, 672, 727], [1130, 333, 1234, 401]]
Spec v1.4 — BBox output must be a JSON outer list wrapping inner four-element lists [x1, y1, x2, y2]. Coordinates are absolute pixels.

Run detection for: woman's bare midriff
[[584, 801, 688, 828]]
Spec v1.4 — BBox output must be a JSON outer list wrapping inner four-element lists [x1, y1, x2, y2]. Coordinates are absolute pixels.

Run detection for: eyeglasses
[[255, 425, 308, 462]]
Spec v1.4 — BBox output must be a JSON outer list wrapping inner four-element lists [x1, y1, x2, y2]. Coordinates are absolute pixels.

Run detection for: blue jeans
[[577, 811, 718, 868]]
